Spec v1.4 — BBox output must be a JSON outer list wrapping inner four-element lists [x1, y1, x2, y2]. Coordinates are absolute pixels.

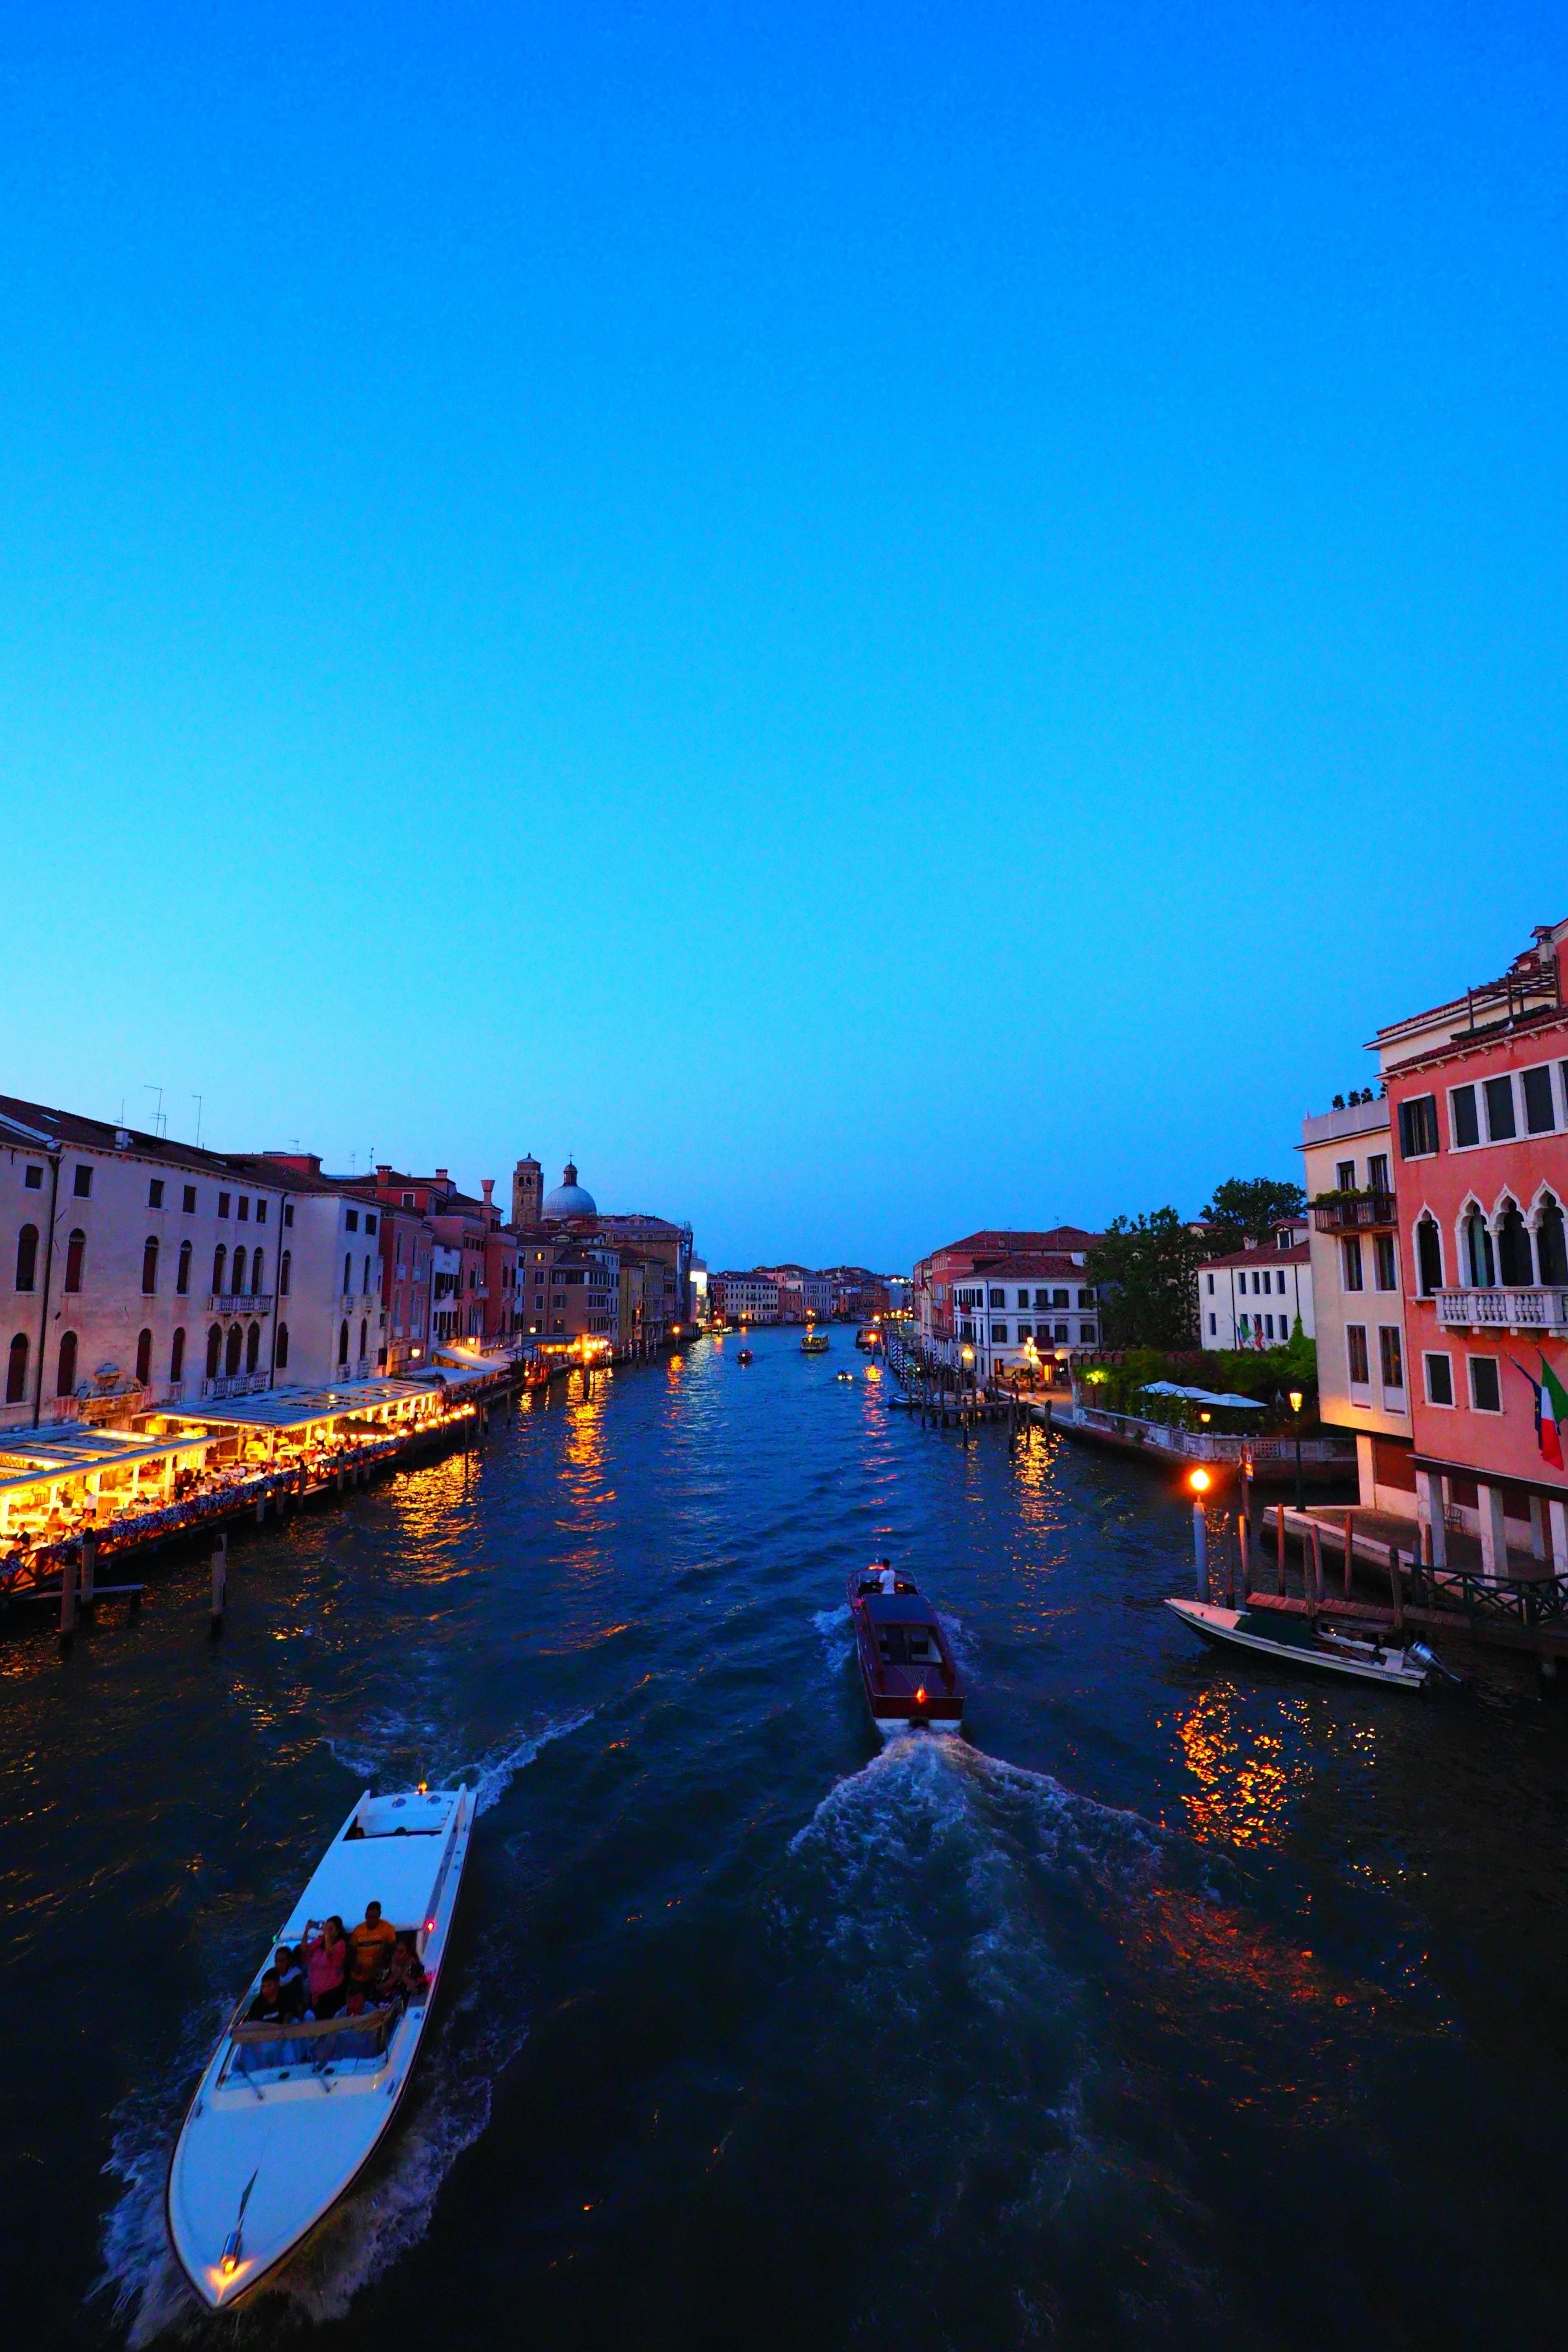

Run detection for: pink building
[[1379, 919, 1568, 1572]]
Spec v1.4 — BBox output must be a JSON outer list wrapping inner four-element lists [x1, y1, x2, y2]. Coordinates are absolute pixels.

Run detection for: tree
[[1199, 1176, 1305, 1253], [1086, 1209, 1205, 1350]]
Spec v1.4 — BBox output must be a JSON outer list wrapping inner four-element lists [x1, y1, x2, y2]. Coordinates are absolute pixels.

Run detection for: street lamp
[[1288, 1388, 1305, 1512], [1188, 1466, 1211, 1601]]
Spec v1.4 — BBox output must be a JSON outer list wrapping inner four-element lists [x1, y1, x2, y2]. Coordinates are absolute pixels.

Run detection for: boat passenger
[[274, 1945, 307, 2018], [305, 1915, 349, 2017], [246, 1971, 286, 2024], [349, 1900, 398, 1989], [383, 1940, 428, 2000], [334, 1987, 383, 2063]]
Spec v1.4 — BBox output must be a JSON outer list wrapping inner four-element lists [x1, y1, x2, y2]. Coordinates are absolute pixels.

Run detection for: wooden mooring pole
[[59, 1551, 77, 1653], [210, 1535, 227, 1635], [80, 1527, 97, 1610]]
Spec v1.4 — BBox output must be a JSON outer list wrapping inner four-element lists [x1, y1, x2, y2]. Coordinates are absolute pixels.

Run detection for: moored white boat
[[1165, 1598, 1439, 1689], [167, 1783, 474, 2309]]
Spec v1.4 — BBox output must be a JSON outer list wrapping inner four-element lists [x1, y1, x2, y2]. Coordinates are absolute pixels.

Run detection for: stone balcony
[[1433, 1287, 1568, 1333], [207, 1292, 275, 1315]]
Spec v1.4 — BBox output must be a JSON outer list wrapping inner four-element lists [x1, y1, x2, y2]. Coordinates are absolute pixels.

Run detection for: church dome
[[543, 1160, 597, 1219]]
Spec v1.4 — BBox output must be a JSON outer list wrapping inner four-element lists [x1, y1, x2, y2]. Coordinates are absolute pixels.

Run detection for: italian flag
[[1542, 1354, 1568, 1472]]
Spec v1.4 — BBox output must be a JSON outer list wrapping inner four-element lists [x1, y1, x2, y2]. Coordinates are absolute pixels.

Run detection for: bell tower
[[512, 1154, 543, 1231]]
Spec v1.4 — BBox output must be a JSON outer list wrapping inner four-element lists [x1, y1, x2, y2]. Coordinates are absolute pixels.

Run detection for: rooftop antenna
[[143, 1084, 167, 1138], [191, 1094, 203, 1149]]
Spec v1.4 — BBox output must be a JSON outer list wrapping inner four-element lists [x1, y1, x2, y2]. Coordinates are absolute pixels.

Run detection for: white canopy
[[1136, 1381, 1267, 1409]]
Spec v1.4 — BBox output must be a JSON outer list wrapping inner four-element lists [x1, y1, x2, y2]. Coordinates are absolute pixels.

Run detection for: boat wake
[[811, 1601, 853, 1673], [325, 1704, 595, 1815], [96, 1709, 593, 2341]]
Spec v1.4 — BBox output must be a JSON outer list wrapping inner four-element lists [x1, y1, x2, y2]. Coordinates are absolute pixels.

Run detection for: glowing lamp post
[[1288, 1388, 1305, 1511], [1189, 1466, 1212, 1601]]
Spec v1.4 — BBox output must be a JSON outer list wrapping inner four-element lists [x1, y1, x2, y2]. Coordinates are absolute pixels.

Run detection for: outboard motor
[[1408, 1639, 1462, 1686]]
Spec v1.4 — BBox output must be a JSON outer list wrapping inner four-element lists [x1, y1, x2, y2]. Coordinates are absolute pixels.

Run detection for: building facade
[[1374, 921, 1568, 1572], [1197, 1219, 1314, 1349], [1300, 1096, 1415, 1521], [913, 1228, 1103, 1382]]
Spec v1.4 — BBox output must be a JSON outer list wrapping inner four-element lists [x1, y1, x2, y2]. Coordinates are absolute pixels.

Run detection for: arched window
[[1538, 1193, 1568, 1287], [225, 1324, 243, 1376], [363, 1255, 372, 1294], [232, 1246, 247, 1296], [206, 1325, 223, 1379], [170, 1327, 186, 1381], [212, 1244, 227, 1295], [56, 1330, 78, 1397], [141, 1236, 159, 1294], [276, 1321, 290, 1369], [245, 1321, 261, 1372], [15, 1224, 38, 1292], [280, 1250, 292, 1297], [1464, 1207, 1496, 1288], [176, 1239, 192, 1295], [359, 1317, 368, 1362], [63, 1229, 86, 1293], [1498, 1199, 1534, 1287], [338, 1320, 349, 1364], [251, 1250, 265, 1296], [1416, 1216, 1443, 1296], [135, 1327, 153, 1385], [5, 1332, 27, 1403], [343, 1253, 352, 1296]]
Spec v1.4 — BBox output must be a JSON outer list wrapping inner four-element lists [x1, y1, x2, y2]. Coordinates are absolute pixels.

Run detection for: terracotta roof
[[1197, 1244, 1312, 1271], [936, 1227, 1100, 1258], [0, 1094, 269, 1180]]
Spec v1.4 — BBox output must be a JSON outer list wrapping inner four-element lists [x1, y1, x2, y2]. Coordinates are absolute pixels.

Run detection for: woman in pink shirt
[[305, 1915, 348, 2017]]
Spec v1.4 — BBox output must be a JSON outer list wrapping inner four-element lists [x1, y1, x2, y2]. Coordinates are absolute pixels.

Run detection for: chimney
[[482, 1178, 494, 1224], [435, 1168, 448, 1183]]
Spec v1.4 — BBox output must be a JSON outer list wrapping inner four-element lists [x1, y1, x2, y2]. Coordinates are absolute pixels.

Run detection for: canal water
[[5, 1328, 1568, 2350]]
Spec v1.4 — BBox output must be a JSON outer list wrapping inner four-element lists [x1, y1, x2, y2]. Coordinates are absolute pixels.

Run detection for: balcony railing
[[1433, 1287, 1568, 1332], [1311, 1193, 1397, 1233], [201, 1372, 270, 1399], [207, 1293, 275, 1315]]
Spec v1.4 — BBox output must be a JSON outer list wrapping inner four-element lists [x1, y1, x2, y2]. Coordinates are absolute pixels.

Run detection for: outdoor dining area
[[0, 1374, 479, 1599]]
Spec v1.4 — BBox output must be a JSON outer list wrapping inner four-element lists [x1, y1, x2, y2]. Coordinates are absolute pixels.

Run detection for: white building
[[1300, 1094, 1415, 1520], [714, 1273, 781, 1322], [1196, 1219, 1314, 1350]]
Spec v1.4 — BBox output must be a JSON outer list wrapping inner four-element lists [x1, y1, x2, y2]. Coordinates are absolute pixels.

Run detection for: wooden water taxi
[[847, 1563, 965, 1735]]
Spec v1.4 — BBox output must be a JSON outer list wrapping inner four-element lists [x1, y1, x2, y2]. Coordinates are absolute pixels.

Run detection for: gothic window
[[135, 1328, 152, 1385], [170, 1327, 186, 1380], [280, 1250, 291, 1296], [1463, 1208, 1496, 1288], [251, 1250, 264, 1295], [245, 1321, 261, 1372], [338, 1321, 349, 1363], [176, 1239, 192, 1294], [15, 1224, 38, 1291], [63, 1229, 86, 1293], [1538, 1194, 1568, 1288], [56, 1329, 78, 1396], [206, 1325, 223, 1378], [141, 1236, 159, 1294], [224, 1324, 243, 1376], [1416, 1216, 1443, 1296], [1497, 1200, 1534, 1288], [212, 1245, 227, 1295], [232, 1246, 248, 1296], [6, 1332, 27, 1403], [276, 1322, 290, 1368]]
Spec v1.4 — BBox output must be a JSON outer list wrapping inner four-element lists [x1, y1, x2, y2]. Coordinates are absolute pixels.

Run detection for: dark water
[[6, 1328, 1568, 2350]]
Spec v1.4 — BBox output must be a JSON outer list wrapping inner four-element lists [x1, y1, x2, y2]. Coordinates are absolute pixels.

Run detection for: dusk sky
[[2, 2, 1564, 1270]]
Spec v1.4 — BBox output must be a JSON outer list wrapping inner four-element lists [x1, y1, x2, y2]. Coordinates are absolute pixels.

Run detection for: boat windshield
[[875, 1624, 943, 1667], [228, 2003, 397, 2081]]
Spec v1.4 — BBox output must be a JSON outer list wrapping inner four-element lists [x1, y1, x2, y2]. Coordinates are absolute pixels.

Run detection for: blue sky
[[1, 2, 1564, 1270]]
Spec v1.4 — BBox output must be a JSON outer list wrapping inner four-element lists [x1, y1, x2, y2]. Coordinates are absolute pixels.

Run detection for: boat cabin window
[[876, 1624, 941, 1666]]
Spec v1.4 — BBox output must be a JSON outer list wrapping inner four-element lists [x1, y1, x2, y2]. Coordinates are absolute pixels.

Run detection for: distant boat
[[836, 1370, 855, 1382], [737, 1348, 753, 1365], [801, 1327, 830, 1354], [167, 1784, 474, 2308], [855, 1327, 880, 1351], [1164, 1599, 1442, 1690], [847, 1563, 965, 1737]]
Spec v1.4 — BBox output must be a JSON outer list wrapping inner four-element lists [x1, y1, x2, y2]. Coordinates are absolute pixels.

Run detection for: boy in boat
[[245, 1970, 287, 2024], [274, 1944, 307, 2018], [348, 1900, 398, 1992]]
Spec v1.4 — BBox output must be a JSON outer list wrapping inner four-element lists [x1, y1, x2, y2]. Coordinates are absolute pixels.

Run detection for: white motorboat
[[167, 1783, 474, 2309], [1164, 1598, 1440, 1690]]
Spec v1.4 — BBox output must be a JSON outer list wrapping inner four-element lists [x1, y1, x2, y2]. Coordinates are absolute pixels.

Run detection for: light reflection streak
[[1176, 1685, 1303, 1849]]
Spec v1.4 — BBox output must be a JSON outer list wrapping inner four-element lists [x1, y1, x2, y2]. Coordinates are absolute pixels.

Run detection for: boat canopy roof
[[864, 1593, 939, 1624]]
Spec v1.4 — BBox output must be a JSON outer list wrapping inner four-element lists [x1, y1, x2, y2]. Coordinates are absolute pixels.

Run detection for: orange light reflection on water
[[1175, 1685, 1307, 1849]]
